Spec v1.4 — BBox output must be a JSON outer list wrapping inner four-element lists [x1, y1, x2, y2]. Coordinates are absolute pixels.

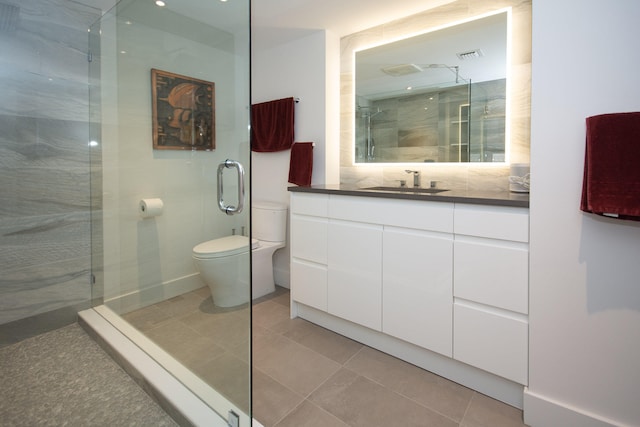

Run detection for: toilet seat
[[193, 235, 259, 259]]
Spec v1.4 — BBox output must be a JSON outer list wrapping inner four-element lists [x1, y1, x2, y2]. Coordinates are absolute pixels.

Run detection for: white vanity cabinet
[[290, 190, 530, 400], [453, 204, 530, 385]]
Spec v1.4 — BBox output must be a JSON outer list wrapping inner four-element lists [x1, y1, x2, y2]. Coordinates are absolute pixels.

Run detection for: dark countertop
[[288, 184, 529, 208]]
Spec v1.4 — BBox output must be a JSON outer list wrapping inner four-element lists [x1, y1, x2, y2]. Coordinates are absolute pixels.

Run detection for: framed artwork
[[151, 69, 215, 150]]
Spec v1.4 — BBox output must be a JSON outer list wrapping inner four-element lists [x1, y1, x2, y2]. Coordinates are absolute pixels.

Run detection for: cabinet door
[[383, 227, 453, 357], [328, 220, 383, 331]]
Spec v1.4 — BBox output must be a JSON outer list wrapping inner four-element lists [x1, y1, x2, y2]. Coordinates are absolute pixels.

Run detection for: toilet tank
[[252, 201, 288, 242]]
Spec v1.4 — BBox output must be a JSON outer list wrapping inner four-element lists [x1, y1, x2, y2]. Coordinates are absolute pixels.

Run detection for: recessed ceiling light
[[155, 0, 166, 6], [381, 63, 423, 77]]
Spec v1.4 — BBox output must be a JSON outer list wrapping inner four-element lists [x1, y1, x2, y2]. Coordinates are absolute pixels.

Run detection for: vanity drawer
[[454, 237, 528, 314], [454, 204, 529, 242], [291, 259, 327, 312], [290, 192, 328, 216], [453, 302, 528, 385], [290, 215, 328, 264]]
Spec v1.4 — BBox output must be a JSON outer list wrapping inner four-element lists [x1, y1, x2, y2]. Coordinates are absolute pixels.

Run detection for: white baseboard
[[104, 273, 204, 314], [524, 389, 623, 427]]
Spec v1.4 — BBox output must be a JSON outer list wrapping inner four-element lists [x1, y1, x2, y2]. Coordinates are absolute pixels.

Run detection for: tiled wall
[[340, 0, 532, 191], [0, 0, 100, 342]]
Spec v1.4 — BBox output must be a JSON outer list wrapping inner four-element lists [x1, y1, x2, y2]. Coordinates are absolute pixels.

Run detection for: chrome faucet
[[405, 169, 421, 188]]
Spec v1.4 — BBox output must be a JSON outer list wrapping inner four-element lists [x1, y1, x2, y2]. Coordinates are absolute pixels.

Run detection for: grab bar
[[217, 159, 245, 215]]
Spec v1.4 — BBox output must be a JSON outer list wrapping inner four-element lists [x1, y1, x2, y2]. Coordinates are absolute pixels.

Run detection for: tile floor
[[123, 286, 528, 427], [121, 286, 251, 414]]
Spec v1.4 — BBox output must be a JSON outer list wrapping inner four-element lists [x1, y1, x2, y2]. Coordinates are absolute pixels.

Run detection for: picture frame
[[151, 69, 215, 150]]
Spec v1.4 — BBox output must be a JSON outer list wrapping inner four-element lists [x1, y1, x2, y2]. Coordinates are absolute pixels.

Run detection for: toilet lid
[[193, 235, 259, 258]]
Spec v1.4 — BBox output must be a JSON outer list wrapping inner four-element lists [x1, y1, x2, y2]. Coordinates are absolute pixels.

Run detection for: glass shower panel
[[89, 0, 251, 421]]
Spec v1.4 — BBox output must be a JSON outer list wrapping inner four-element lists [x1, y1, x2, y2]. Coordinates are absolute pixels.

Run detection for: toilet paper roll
[[139, 198, 164, 218]]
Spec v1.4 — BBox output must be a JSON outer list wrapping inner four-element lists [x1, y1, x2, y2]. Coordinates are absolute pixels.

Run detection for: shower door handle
[[217, 159, 245, 215]]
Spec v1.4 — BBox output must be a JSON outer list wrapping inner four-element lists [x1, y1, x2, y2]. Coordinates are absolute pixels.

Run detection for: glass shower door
[[89, 0, 251, 422]]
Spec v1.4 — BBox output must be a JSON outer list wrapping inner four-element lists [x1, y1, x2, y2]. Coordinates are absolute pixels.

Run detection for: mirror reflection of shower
[[358, 105, 383, 162]]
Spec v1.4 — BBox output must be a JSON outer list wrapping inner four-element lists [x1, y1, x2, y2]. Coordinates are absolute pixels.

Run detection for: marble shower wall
[[0, 0, 100, 330], [340, 0, 532, 191]]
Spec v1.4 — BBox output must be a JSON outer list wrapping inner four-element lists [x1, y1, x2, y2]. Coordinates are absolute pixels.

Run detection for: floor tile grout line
[[304, 399, 352, 427], [125, 307, 241, 370], [297, 366, 357, 426], [339, 362, 463, 425], [396, 390, 468, 425], [252, 366, 306, 427], [125, 290, 249, 377], [122, 305, 176, 332], [253, 328, 345, 399], [459, 390, 476, 426], [274, 398, 353, 427], [253, 297, 357, 425], [337, 346, 471, 424], [276, 326, 366, 367], [269, 400, 304, 427], [341, 344, 366, 367]]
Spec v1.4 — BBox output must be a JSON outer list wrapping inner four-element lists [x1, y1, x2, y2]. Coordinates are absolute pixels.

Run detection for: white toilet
[[251, 201, 288, 299], [192, 201, 287, 307]]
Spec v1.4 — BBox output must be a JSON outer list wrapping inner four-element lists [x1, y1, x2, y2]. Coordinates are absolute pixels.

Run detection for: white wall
[[526, 1, 640, 426], [251, 30, 338, 287]]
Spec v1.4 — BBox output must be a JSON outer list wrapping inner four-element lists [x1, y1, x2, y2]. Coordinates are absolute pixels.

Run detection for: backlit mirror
[[354, 11, 508, 163]]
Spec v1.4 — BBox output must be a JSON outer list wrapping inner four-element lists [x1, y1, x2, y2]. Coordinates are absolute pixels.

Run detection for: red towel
[[251, 97, 295, 152], [580, 112, 640, 221], [288, 142, 314, 187]]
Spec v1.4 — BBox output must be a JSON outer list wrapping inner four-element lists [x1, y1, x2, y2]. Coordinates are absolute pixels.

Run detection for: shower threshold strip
[[79, 307, 260, 427]]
